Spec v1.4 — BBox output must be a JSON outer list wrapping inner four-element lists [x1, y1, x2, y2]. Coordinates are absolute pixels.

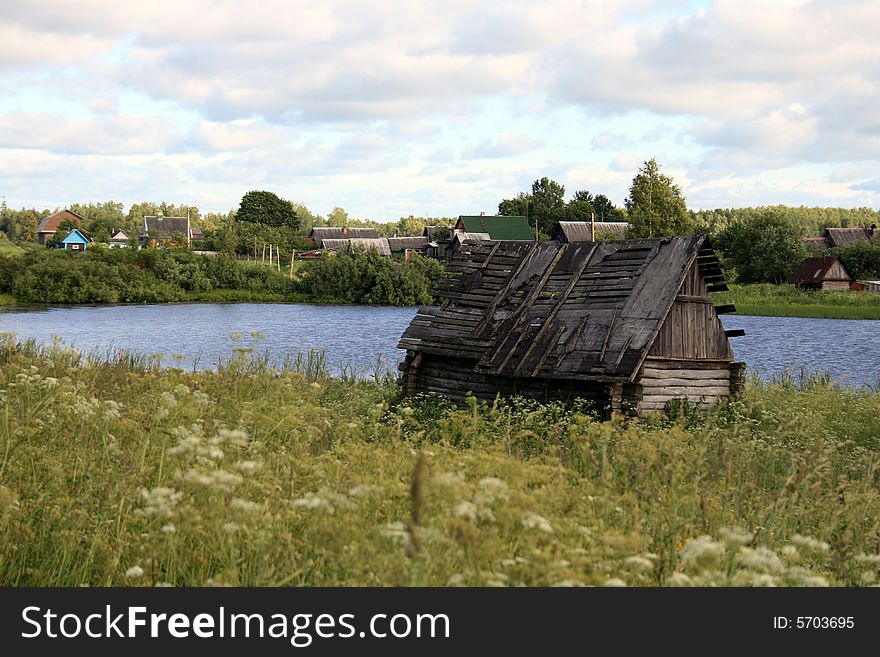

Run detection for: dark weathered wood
[[713, 304, 737, 315], [724, 329, 746, 338]]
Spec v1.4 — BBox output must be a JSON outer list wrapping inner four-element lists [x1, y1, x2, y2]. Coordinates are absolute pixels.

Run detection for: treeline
[[0, 247, 443, 306], [692, 205, 880, 237]]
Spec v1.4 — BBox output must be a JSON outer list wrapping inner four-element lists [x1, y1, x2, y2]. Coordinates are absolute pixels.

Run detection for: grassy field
[[2, 336, 880, 587], [713, 284, 880, 320]]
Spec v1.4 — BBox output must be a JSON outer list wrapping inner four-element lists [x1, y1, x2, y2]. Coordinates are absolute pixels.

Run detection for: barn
[[789, 255, 854, 291], [398, 235, 745, 417]]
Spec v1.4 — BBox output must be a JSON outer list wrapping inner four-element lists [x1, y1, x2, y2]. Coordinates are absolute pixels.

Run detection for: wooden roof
[[557, 221, 631, 242], [399, 235, 727, 383], [388, 236, 429, 251], [789, 255, 853, 285], [824, 227, 876, 248], [36, 209, 84, 235], [322, 238, 391, 256], [141, 215, 189, 239], [455, 215, 534, 241]]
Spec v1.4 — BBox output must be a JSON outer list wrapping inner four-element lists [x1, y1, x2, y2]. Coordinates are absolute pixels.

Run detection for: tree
[[718, 209, 807, 284], [327, 207, 349, 227], [625, 159, 693, 237], [236, 191, 299, 229], [565, 190, 594, 222], [592, 194, 626, 222]]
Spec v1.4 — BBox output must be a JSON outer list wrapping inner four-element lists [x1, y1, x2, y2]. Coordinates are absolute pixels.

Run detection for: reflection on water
[[1, 304, 878, 387]]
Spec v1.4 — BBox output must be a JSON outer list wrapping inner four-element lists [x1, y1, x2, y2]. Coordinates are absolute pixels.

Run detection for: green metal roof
[[455, 215, 534, 240]]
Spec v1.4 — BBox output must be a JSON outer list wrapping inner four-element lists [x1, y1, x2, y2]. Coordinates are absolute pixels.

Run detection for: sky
[[2, 0, 880, 221]]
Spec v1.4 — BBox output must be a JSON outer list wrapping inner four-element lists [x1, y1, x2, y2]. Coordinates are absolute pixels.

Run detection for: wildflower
[[136, 487, 183, 518], [125, 566, 144, 579], [679, 536, 724, 567], [230, 498, 262, 513], [554, 580, 585, 587], [665, 573, 693, 587], [521, 512, 554, 534], [431, 472, 464, 488], [235, 461, 262, 474], [348, 484, 380, 497], [719, 527, 753, 546], [161, 523, 176, 534], [446, 574, 467, 587], [454, 501, 479, 522], [213, 429, 249, 447], [380, 522, 410, 545], [624, 556, 656, 572], [604, 578, 627, 587], [222, 522, 241, 534], [855, 554, 880, 564], [475, 477, 509, 504], [791, 534, 830, 552], [736, 546, 783, 574], [291, 493, 334, 512]]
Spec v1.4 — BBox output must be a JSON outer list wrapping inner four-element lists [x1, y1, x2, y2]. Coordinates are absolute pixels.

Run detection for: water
[[1, 303, 878, 387]]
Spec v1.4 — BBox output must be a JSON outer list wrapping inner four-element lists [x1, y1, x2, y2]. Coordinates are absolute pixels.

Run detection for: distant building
[[307, 226, 379, 248], [804, 225, 877, 251], [453, 215, 534, 241], [321, 237, 391, 256], [555, 220, 631, 242], [140, 214, 192, 248], [109, 229, 130, 248], [423, 226, 452, 260], [789, 255, 855, 291], [58, 228, 91, 252], [387, 236, 429, 254], [36, 209, 84, 246]]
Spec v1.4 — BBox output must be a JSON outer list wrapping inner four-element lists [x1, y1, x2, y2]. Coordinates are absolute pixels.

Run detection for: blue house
[[58, 228, 91, 252]]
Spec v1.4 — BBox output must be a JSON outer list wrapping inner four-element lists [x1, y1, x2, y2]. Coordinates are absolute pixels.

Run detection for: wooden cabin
[[556, 220, 631, 242], [58, 228, 91, 252], [789, 256, 854, 291], [36, 209, 84, 246], [803, 225, 877, 251], [398, 235, 745, 417]]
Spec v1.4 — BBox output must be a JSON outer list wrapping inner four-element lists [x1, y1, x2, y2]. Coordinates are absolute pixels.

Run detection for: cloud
[[464, 133, 540, 159]]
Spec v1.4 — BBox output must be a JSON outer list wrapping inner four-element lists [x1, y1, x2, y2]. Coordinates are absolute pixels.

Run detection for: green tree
[[592, 194, 626, 222], [237, 191, 299, 229], [718, 209, 807, 284], [625, 159, 693, 237], [565, 190, 594, 222]]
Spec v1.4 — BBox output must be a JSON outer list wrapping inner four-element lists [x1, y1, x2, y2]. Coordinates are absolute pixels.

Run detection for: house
[[387, 236, 429, 254], [789, 255, 855, 291], [36, 209, 84, 246], [307, 226, 380, 248], [556, 220, 631, 242], [803, 225, 877, 251], [57, 228, 90, 252], [321, 237, 392, 256], [449, 232, 491, 259], [139, 214, 192, 248], [423, 226, 452, 260], [453, 215, 534, 241], [109, 229, 130, 248], [398, 235, 745, 417]]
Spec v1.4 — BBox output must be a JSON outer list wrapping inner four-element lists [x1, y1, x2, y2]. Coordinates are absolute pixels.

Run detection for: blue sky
[[2, 0, 879, 221]]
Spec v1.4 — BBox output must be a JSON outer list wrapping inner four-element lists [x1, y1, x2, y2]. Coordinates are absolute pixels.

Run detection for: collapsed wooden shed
[[398, 235, 745, 417]]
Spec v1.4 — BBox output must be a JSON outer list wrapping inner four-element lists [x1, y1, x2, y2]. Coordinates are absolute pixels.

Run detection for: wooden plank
[[713, 304, 737, 315], [724, 329, 746, 338], [641, 368, 730, 379], [640, 377, 730, 387]]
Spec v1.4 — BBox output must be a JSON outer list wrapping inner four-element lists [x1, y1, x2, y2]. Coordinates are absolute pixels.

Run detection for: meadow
[[713, 284, 880, 320], [2, 336, 880, 587]]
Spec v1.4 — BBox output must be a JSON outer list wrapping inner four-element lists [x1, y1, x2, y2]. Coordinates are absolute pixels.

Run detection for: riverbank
[[713, 284, 880, 320], [2, 337, 879, 587]]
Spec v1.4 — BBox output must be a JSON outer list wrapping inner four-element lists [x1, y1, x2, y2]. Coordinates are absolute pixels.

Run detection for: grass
[[2, 336, 880, 587], [714, 284, 880, 320]]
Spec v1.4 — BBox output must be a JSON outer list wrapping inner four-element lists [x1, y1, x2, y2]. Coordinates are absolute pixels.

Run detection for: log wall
[[638, 357, 733, 414]]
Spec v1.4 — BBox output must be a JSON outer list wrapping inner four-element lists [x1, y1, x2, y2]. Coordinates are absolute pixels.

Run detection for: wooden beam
[[713, 304, 737, 315], [724, 329, 746, 338]]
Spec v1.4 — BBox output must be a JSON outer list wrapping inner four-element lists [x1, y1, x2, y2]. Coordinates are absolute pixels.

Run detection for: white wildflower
[[431, 472, 464, 488], [475, 477, 509, 504], [136, 487, 183, 518], [222, 522, 241, 534], [791, 534, 830, 552], [855, 554, 880, 564], [604, 578, 627, 587], [665, 573, 693, 587], [235, 461, 262, 475], [161, 523, 176, 534], [446, 574, 467, 587], [291, 493, 334, 512], [554, 580, 585, 587], [521, 512, 554, 534], [230, 498, 262, 513], [679, 536, 725, 566], [454, 501, 479, 522], [624, 556, 656, 572], [348, 483, 380, 498], [380, 522, 410, 545], [720, 527, 753, 546], [125, 566, 144, 579], [213, 429, 248, 447], [736, 546, 784, 574]]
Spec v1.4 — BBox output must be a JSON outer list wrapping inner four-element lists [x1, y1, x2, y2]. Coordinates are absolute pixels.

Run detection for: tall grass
[[715, 284, 880, 319], [2, 336, 880, 586]]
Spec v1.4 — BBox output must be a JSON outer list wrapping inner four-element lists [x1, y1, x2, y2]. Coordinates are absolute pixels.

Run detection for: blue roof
[[60, 228, 90, 244]]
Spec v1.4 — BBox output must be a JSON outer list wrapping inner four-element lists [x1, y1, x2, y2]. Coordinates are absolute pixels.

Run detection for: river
[[1, 303, 877, 388]]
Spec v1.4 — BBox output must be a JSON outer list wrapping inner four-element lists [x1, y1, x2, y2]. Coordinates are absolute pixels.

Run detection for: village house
[[789, 255, 855, 291], [109, 229, 130, 248], [398, 235, 744, 417], [321, 237, 392, 256], [555, 220, 631, 242], [423, 226, 452, 260], [306, 226, 379, 248], [803, 225, 877, 251], [139, 214, 195, 248], [452, 215, 534, 241], [36, 209, 84, 246], [57, 228, 90, 252]]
